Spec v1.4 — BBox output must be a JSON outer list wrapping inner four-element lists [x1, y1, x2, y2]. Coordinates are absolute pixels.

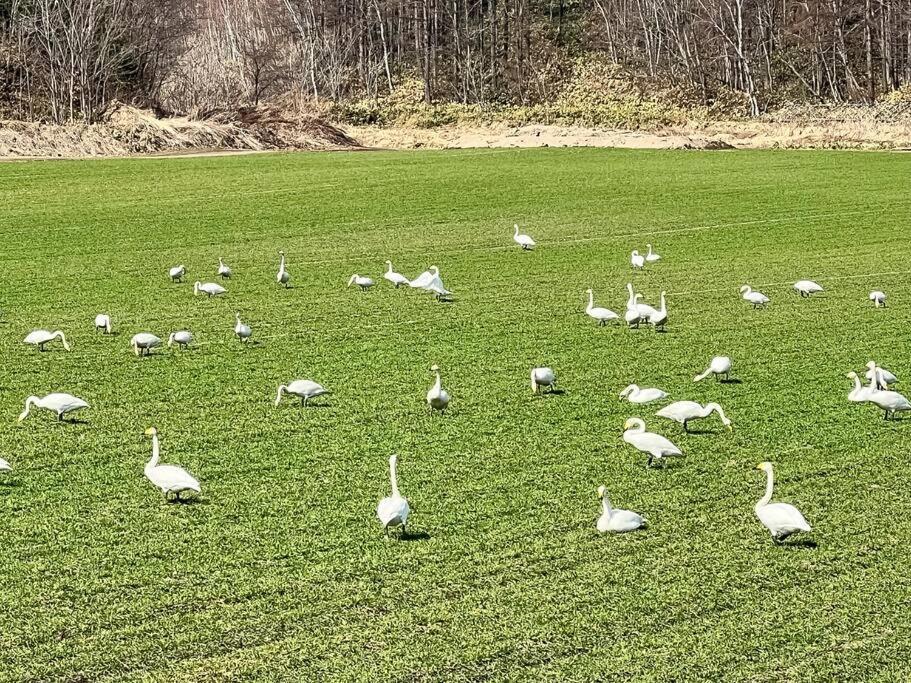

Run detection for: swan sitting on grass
[[754, 462, 811, 542], [596, 485, 646, 533]]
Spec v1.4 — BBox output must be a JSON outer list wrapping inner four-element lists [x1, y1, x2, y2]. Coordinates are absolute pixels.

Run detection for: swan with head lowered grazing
[[427, 365, 450, 414], [793, 280, 823, 297], [585, 289, 619, 326], [24, 330, 70, 352], [656, 401, 732, 432], [234, 313, 252, 342], [275, 380, 330, 406], [383, 261, 409, 288], [619, 385, 668, 404], [596, 485, 646, 533], [531, 367, 557, 394], [18, 393, 89, 422], [131, 333, 161, 357], [754, 462, 811, 542], [740, 285, 769, 308], [277, 250, 290, 288], [630, 250, 645, 270], [513, 224, 536, 250], [694, 356, 732, 382], [411, 267, 451, 300], [93, 314, 112, 334], [169, 265, 186, 283], [217, 258, 232, 279], [645, 244, 661, 263], [168, 330, 193, 350], [348, 274, 375, 291], [622, 418, 682, 467], [194, 281, 226, 297], [144, 427, 200, 502], [865, 361, 897, 390], [377, 454, 410, 536], [869, 290, 887, 307]]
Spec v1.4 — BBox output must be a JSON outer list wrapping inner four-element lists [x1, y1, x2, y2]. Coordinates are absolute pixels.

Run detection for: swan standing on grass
[[277, 250, 290, 288], [130, 333, 161, 357], [513, 224, 536, 250], [656, 401, 732, 432], [793, 280, 823, 297], [694, 356, 732, 382], [218, 258, 232, 279], [754, 462, 811, 542], [169, 265, 186, 283], [383, 261, 409, 288], [409, 267, 437, 289], [585, 289, 619, 326], [846, 372, 874, 403], [740, 285, 769, 308], [645, 244, 661, 263], [168, 331, 193, 350], [649, 292, 668, 331], [348, 274, 375, 291], [865, 361, 897, 390], [622, 418, 682, 467], [619, 385, 668, 404], [866, 385, 911, 420], [427, 365, 450, 414], [630, 250, 645, 270], [624, 284, 643, 327], [377, 454, 410, 536], [596, 485, 646, 533], [870, 290, 887, 307], [18, 393, 89, 422], [531, 367, 557, 394], [144, 427, 200, 502], [194, 281, 226, 297], [24, 330, 70, 352], [93, 314, 112, 334], [234, 313, 252, 342], [275, 380, 330, 406]]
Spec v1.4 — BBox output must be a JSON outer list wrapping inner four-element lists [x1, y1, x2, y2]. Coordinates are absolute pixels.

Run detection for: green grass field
[[2, 148, 911, 681]]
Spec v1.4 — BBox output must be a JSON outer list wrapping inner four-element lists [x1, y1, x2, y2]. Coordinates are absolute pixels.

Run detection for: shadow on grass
[[779, 538, 818, 549], [720, 378, 743, 385]]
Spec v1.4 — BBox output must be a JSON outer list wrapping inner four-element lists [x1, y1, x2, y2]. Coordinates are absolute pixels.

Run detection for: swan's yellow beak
[[726, 423, 733, 432], [623, 419, 633, 430], [755, 463, 764, 470], [144, 427, 155, 436]]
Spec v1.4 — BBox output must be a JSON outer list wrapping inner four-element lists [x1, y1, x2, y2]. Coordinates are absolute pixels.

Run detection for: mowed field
[[2, 148, 911, 681]]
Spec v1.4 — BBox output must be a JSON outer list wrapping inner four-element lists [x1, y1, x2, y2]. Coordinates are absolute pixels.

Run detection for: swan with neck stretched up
[[619, 385, 668, 404], [630, 250, 645, 270], [427, 365, 450, 413], [168, 330, 193, 350], [645, 244, 661, 263], [648, 292, 667, 330], [740, 285, 769, 308], [234, 313, 252, 342], [597, 485, 646, 533], [144, 427, 200, 502], [869, 290, 887, 307], [277, 250, 290, 288], [694, 356, 732, 382], [531, 367, 557, 394], [24, 330, 70, 352], [18, 393, 89, 422], [622, 418, 682, 467], [656, 401, 732, 432], [513, 224, 536, 250], [218, 258, 232, 279], [585, 289, 619, 326], [377, 454, 410, 535], [93, 314, 112, 334], [275, 380, 330, 406], [626, 284, 657, 319], [348, 274, 375, 291], [169, 265, 186, 282], [865, 361, 897, 390], [194, 281, 226, 297], [754, 462, 811, 542], [130, 333, 161, 357], [793, 280, 823, 297], [383, 261, 409, 288], [846, 371, 874, 403]]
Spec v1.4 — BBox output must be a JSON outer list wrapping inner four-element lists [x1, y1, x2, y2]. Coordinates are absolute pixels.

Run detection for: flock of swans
[[10, 224, 901, 544]]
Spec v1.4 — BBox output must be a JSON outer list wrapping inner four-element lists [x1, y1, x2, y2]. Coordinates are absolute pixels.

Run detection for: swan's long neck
[[19, 396, 37, 420], [627, 419, 645, 434], [646, 244, 653, 256], [147, 434, 160, 469], [694, 367, 711, 382], [194, 282, 200, 295], [389, 458, 400, 497], [275, 385, 287, 405], [168, 333, 175, 347], [219, 258, 225, 267], [866, 372, 878, 392], [757, 468, 774, 509], [658, 292, 666, 315], [514, 225, 519, 236], [626, 283, 635, 307], [54, 331, 69, 349], [601, 490, 613, 518], [279, 254, 285, 270], [433, 371, 442, 393], [587, 291, 595, 312], [849, 374, 862, 398], [386, 261, 393, 273], [705, 403, 729, 423]]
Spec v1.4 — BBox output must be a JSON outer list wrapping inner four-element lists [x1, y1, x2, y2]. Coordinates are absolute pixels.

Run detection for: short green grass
[[2, 148, 911, 681]]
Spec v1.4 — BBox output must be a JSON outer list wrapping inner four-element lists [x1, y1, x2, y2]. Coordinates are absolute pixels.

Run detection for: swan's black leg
[[683, 420, 690, 433]]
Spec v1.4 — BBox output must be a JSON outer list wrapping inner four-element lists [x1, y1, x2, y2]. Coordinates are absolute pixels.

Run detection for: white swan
[[648, 291, 667, 330], [846, 371, 874, 403], [18, 393, 89, 422], [24, 330, 70, 352], [656, 401, 732, 432], [694, 356, 732, 382], [194, 281, 226, 297], [218, 258, 232, 279], [384, 261, 409, 288], [427, 365, 450, 414], [130, 333, 161, 357], [169, 265, 186, 282], [867, 385, 911, 420], [531, 367, 557, 394], [275, 380, 330, 406], [740, 285, 769, 308], [865, 361, 897, 390], [793, 280, 823, 297], [622, 418, 682, 467], [513, 224, 536, 250], [377, 454, 410, 535], [0, 458, 10, 472], [619, 385, 668, 404], [754, 462, 811, 542], [869, 290, 887, 307], [168, 330, 193, 350], [645, 244, 661, 263], [277, 250, 290, 288], [348, 274, 375, 291], [144, 427, 200, 502], [630, 250, 645, 269], [93, 314, 112, 334], [409, 266, 437, 289], [234, 313, 252, 342], [596, 485, 646, 533], [585, 289, 619, 326]]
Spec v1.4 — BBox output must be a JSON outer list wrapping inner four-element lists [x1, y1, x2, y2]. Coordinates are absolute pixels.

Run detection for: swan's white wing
[[757, 503, 810, 534], [147, 464, 200, 493], [377, 496, 410, 527], [409, 270, 434, 288], [608, 509, 646, 532]]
